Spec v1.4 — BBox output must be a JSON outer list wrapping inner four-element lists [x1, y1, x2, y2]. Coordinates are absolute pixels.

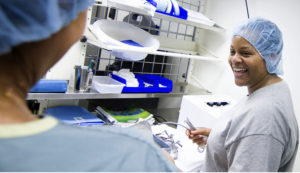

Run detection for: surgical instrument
[[159, 122, 191, 130], [159, 119, 206, 153], [184, 118, 206, 153]]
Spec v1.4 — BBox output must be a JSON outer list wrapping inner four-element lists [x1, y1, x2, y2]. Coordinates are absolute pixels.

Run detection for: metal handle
[[184, 117, 196, 130], [159, 122, 190, 130]]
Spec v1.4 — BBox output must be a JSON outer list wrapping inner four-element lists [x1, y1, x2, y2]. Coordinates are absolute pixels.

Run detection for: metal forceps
[[159, 122, 191, 130], [184, 118, 206, 153], [159, 118, 206, 153]]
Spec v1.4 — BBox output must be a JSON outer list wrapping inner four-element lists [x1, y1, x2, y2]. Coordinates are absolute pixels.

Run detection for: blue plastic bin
[[111, 74, 172, 93]]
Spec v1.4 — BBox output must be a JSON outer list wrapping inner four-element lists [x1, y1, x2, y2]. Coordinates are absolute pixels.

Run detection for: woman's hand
[[186, 127, 211, 146]]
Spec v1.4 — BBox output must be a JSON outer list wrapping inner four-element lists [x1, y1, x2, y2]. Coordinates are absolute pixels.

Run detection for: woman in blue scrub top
[[0, 1, 177, 171]]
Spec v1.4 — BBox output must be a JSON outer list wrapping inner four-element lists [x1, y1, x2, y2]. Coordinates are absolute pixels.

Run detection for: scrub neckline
[[0, 116, 58, 138]]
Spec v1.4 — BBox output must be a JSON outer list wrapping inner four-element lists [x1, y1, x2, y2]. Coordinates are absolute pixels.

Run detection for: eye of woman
[[240, 51, 253, 57], [230, 49, 235, 56]]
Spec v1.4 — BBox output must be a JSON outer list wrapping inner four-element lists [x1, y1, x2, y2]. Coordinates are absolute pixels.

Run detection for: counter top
[[27, 83, 207, 100]]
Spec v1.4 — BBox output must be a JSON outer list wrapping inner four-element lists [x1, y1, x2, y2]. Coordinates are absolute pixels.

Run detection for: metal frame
[[84, 0, 202, 84]]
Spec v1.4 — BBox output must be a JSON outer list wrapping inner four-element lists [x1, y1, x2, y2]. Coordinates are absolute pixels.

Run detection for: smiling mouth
[[233, 68, 247, 72], [233, 68, 248, 77]]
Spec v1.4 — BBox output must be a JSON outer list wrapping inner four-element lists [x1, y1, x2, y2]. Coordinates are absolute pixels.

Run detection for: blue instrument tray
[[111, 74, 172, 93]]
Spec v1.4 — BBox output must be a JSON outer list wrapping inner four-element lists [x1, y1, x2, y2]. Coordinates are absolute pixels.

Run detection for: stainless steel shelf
[[153, 12, 225, 33], [85, 29, 223, 62], [93, 0, 225, 33], [26, 83, 206, 100], [27, 91, 180, 100]]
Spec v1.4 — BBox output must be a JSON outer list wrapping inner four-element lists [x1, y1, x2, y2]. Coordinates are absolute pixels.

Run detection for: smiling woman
[[229, 35, 278, 94], [229, 17, 284, 94], [186, 17, 299, 172]]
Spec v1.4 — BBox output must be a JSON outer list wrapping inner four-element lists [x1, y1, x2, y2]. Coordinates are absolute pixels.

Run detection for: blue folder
[[45, 106, 104, 127], [29, 79, 68, 93]]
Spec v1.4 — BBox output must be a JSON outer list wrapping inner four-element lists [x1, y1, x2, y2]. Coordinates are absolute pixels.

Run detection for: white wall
[[194, 0, 300, 171], [45, 41, 85, 80]]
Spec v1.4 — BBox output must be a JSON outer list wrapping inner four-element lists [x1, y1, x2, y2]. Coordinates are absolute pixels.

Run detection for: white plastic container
[[92, 76, 125, 94], [177, 95, 236, 133], [108, 0, 157, 16], [88, 20, 160, 61]]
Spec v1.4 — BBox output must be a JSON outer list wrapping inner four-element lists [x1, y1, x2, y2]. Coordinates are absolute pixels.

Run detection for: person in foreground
[[186, 17, 299, 172], [0, 1, 178, 171]]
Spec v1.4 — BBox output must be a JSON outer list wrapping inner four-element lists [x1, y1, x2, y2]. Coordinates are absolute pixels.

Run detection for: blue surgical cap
[[232, 17, 284, 75], [0, 0, 94, 55]]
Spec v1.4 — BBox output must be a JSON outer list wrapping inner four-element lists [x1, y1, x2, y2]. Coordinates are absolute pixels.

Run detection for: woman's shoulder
[[227, 82, 296, 144], [245, 81, 292, 114], [250, 80, 291, 102]]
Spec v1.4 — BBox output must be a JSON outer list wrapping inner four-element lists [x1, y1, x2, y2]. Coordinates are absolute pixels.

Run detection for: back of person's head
[[232, 17, 283, 75], [0, 0, 93, 93], [0, 0, 93, 55]]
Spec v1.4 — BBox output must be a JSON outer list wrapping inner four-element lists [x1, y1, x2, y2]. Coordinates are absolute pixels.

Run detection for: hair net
[[0, 0, 94, 55], [232, 17, 283, 75]]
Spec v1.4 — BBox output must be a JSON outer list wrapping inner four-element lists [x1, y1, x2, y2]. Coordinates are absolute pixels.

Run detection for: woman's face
[[228, 36, 269, 88]]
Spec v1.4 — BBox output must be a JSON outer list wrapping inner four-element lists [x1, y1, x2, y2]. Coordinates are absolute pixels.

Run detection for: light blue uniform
[[0, 116, 178, 171], [0, 1, 177, 171]]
